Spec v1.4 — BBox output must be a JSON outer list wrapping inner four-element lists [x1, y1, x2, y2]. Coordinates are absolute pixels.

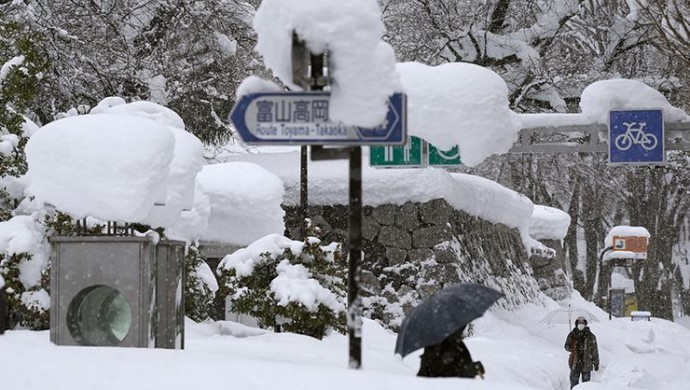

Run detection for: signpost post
[[601, 227, 650, 320], [229, 39, 406, 369]]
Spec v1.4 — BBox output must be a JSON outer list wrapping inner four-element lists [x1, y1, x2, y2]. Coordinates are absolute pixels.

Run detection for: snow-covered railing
[[510, 121, 690, 154]]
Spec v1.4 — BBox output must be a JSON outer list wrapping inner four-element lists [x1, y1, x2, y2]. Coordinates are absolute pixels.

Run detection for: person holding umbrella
[[564, 316, 599, 388], [0, 275, 7, 335], [417, 325, 484, 378], [395, 283, 503, 379]]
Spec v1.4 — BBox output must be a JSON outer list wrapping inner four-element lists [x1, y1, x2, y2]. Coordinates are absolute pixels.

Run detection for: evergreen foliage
[[184, 245, 216, 323], [0, 18, 46, 221], [0, 252, 49, 330], [0, 15, 50, 330], [219, 224, 346, 339]]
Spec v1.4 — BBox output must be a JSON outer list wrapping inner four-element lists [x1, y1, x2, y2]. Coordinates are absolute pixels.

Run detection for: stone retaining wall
[[284, 198, 567, 328]]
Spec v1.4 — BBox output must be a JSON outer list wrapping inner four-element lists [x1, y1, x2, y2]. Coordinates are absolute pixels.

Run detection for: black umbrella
[[395, 283, 504, 357]]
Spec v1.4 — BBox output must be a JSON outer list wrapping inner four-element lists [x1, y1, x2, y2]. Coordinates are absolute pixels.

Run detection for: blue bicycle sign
[[609, 110, 664, 164], [614, 122, 658, 151]]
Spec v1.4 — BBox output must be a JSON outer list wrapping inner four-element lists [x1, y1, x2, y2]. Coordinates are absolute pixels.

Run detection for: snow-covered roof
[[253, 0, 401, 128], [397, 62, 520, 167], [529, 205, 571, 240], [604, 225, 651, 248]]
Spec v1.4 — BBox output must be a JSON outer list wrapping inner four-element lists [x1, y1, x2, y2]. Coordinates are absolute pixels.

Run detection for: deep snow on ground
[[2, 292, 689, 390]]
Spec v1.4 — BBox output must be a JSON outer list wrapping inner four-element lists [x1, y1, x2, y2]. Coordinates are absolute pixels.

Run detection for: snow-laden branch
[[0, 56, 26, 89]]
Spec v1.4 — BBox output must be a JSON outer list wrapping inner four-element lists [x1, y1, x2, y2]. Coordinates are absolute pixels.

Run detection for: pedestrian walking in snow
[[564, 316, 599, 388], [0, 286, 7, 335], [417, 326, 485, 378]]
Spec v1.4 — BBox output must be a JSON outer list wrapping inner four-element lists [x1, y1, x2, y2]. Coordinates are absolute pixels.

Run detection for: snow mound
[[529, 205, 571, 240], [271, 259, 345, 313], [91, 100, 186, 130], [0, 215, 48, 288], [91, 100, 203, 227], [397, 62, 520, 166], [219, 151, 536, 249], [580, 79, 690, 124], [25, 114, 175, 223], [166, 186, 211, 242], [195, 162, 285, 245], [236, 75, 283, 97], [253, 0, 401, 127], [26, 99, 204, 228], [218, 233, 302, 276]]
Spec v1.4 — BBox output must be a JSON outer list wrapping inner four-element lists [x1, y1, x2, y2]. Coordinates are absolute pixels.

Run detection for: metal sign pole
[[292, 38, 363, 369], [292, 33, 309, 239], [348, 146, 363, 369]]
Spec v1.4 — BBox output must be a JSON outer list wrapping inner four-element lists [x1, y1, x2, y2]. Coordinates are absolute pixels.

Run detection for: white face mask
[[577, 324, 585, 331]]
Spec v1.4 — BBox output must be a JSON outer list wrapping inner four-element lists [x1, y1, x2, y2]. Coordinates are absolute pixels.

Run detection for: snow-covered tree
[[637, 0, 690, 67], [218, 227, 347, 339], [4, 0, 263, 144]]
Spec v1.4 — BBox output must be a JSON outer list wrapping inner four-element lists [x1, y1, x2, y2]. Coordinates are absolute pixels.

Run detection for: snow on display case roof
[[24, 98, 203, 228], [603, 225, 650, 262], [604, 225, 651, 248], [253, 0, 401, 128]]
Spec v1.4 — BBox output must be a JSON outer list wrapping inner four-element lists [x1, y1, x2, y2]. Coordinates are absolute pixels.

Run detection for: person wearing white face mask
[[564, 316, 600, 388]]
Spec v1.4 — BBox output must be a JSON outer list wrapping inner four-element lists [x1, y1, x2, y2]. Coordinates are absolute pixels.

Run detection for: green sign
[[369, 136, 423, 167], [370, 136, 461, 168], [429, 143, 462, 166]]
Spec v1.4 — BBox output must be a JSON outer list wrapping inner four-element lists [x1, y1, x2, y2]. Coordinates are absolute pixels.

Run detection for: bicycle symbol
[[614, 122, 658, 151]]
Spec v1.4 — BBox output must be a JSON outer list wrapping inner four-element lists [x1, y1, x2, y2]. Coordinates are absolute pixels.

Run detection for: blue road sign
[[229, 92, 406, 145], [609, 109, 664, 164]]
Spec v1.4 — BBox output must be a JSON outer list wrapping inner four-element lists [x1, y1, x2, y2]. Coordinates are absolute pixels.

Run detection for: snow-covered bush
[[184, 245, 217, 322], [218, 226, 346, 339], [0, 252, 49, 329]]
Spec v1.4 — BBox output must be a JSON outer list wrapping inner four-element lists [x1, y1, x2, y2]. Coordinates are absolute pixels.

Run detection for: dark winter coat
[[0, 286, 7, 334], [417, 328, 484, 378], [564, 327, 599, 372]]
